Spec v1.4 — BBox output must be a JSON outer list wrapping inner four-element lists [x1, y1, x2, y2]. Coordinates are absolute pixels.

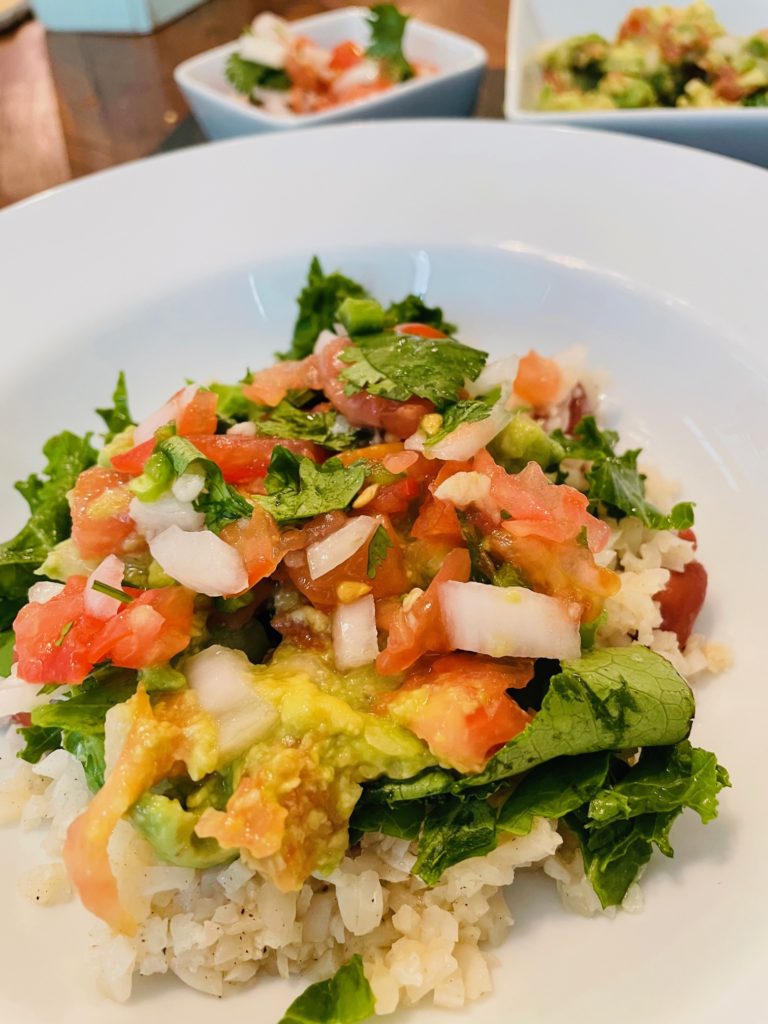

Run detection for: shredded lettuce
[[0, 430, 97, 629], [278, 955, 375, 1024], [256, 445, 365, 523]]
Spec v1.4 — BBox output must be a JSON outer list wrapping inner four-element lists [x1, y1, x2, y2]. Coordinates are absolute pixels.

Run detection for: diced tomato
[[110, 438, 155, 475], [394, 323, 448, 339], [365, 476, 421, 517], [678, 528, 697, 548], [410, 460, 471, 544], [513, 350, 562, 407], [13, 579, 195, 685], [283, 514, 408, 609], [175, 389, 218, 435], [376, 653, 533, 772], [315, 337, 433, 438], [69, 466, 135, 559], [88, 587, 195, 669], [242, 356, 320, 408], [329, 39, 363, 71], [221, 505, 302, 587], [13, 577, 102, 684], [474, 449, 611, 553], [64, 687, 217, 934], [656, 560, 708, 647], [376, 547, 471, 676], [488, 528, 620, 623], [188, 435, 324, 484]]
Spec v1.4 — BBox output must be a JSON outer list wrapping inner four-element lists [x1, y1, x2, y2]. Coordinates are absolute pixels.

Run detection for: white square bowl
[[174, 7, 488, 139], [30, 0, 207, 33], [505, 0, 768, 166]]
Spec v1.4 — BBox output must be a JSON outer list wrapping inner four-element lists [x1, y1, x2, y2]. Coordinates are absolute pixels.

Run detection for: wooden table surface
[[0, 0, 509, 209]]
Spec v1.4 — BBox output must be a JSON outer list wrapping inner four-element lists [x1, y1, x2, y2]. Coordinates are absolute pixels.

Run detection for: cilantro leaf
[[132, 435, 252, 533], [0, 629, 14, 677], [384, 295, 457, 336], [278, 956, 375, 1024], [554, 416, 694, 530], [366, 3, 414, 83], [424, 390, 498, 447], [31, 672, 137, 735], [96, 371, 134, 444], [226, 52, 291, 94], [340, 332, 487, 409], [366, 525, 393, 579], [257, 400, 366, 452], [0, 430, 97, 629], [256, 446, 365, 523], [283, 256, 370, 361]]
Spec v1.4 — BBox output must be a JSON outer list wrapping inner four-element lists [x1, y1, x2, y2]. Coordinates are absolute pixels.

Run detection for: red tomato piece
[[410, 461, 471, 544], [474, 449, 611, 553], [88, 587, 195, 669], [176, 389, 218, 435], [376, 547, 471, 676], [513, 350, 562, 407], [394, 323, 448, 339], [221, 505, 302, 587], [110, 438, 155, 475], [242, 357, 320, 408], [376, 653, 533, 772], [13, 577, 102, 685], [69, 466, 135, 560], [656, 560, 708, 647], [329, 39, 363, 70]]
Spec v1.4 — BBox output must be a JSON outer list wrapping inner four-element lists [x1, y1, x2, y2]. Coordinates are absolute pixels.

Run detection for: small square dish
[[174, 6, 487, 139], [505, 0, 768, 166]]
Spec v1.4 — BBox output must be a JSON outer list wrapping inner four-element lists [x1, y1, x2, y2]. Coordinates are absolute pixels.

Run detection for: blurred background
[[0, 0, 506, 209]]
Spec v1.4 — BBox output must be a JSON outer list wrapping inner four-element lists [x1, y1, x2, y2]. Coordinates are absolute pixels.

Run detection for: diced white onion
[[405, 388, 513, 461], [171, 472, 206, 503], [149, 526, 248, 597], [251, 12, 291, 42], [467, 355, 520, 397], [0, 670, 55, 720], [551, 345, 587, 404], [333, 595, 378, 671], [439, 581, 581, 660], [84, 555, 126, 620], [306, 516, 378, 581], [240, 33, 287, 70], [314, 329, 339, 354], [129, 495, 205, 541], [27, 581, 64, 605], [332, 59, 380, 96], [184, 646, 279, 761], [434, 471, 492, 509], [226, 421, 257, 437], [133, 385, 198, 445]]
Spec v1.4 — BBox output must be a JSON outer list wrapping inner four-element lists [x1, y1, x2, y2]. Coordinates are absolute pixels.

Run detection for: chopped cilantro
[[226, 53, 291, 94], [366, 3, 414, 82], [256, 446, 365, 523], [367, 525, 393, 579]]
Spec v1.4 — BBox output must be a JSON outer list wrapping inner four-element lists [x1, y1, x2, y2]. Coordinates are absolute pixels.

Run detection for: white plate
[[505, 0, 768, 166], [174, 7, 487, 139], [0, 121, 767, 1023]]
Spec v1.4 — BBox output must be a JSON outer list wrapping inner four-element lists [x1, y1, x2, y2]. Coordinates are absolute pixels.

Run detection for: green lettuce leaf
[[17, 724, 63, 764], [283, 256, 370, 361], [96, 372, 134, 444], [278, 955, 375, 1024], [226, 52, 291, 94], [31, 672, 137, 735], [0, 430, 97, 629], [256, 446, 365, 523], [554, 416, 694, 530], [366, 3, 414, 83], [340, 332, 487, 409], [257, 400, 365, 451], [0, 629, 14, 677], [413, 795, 497, 884], [362, 646, 696, 804], [497, 753, 610, 836]]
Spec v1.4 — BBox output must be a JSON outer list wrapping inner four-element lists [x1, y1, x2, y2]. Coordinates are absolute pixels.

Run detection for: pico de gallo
[[537, 3, 768, 111], [0, 257, 728, 1018], [226, 4, 434, 116]]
